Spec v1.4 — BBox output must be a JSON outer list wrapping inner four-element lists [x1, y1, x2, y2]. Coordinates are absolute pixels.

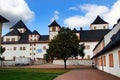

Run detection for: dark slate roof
[[40, 35, 49, 41], [4, 29, 20, 36], [91, 16, 108, 24], [48, 20, 61, 27], [10, 20, 28, 29], [92, 29, 120, 59], [33, 30, 40, 35], [80, 29, 110, 41], [0, 15, 9, 23], [73, 28, 77, 32], [18, 29, 32, 43]]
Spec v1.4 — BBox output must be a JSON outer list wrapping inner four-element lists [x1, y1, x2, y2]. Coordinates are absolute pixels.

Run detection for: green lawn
[[0, 68, 68, 80]]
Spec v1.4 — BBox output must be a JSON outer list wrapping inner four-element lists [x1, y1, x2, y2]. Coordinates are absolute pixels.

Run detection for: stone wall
[[53, 59, 92, 66]]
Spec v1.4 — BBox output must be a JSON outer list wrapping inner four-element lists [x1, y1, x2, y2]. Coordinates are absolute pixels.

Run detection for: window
[[34, 53, 35, 55], [6, 38, 10, 42], [103, 26, 106, 29], [109, 54, 114, 67], [20, 30, 22, 33], [13, 47, 16, 51], [43, 46, 46, 50], [12, 38, 15, 42], [85, 45, 90, 49], [118, 51, 120, 67], [87, 55, 90, 59], [20, 47, 22, 50], [103, 56, 106, 66], [94, 26, 96, 30], [99, 57, 102, 66], [52, 27, 56, 31], [34, 39, 37, 42], [23, 47, 26, 50]]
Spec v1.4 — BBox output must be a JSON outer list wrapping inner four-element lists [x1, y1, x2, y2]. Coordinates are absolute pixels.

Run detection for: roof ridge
[[10, 20, 28, 30]]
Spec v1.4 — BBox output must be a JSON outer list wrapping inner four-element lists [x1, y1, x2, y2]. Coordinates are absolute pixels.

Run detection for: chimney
[[80, 27, 83, 31]]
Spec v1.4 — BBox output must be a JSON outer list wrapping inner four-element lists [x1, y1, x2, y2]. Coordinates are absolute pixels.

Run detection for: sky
[[0, 0, 120, 35]]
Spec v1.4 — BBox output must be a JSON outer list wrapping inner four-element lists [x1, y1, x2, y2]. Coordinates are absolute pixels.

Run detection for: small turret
[[90, 16, 109, 30]]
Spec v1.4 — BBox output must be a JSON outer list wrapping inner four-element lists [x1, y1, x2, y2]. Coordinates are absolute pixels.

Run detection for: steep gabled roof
[[4, 29, 20, 36], [33, 30, 40, 35], [80, 29, 110, 42], [92, 29, 120, 59], [10, 20, 28, 29], [0, 15, 9, 23], [48, 20, 61, 27], [91, 16, 108, 24]]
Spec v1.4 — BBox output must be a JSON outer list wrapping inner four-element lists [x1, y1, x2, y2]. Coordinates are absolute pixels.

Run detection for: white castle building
[[1, 16, 110, 61]]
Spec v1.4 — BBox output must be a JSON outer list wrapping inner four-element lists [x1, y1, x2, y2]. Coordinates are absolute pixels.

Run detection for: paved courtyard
[[54, 69, 120, 80], [1, 64, 120, 80]]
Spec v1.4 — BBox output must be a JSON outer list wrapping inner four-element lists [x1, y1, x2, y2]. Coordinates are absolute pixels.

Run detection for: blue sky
[[0, 0, 120, 35]]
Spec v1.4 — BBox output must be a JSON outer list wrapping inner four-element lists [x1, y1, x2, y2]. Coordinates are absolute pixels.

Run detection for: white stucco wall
[[90, 24, 108, 30], [2, 43, 48, 60], [53, 59, 92, 66], [80, 42, 98, 59], [97, 46, 120, 77]]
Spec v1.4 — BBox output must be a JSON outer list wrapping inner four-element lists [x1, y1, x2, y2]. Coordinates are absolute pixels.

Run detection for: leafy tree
[[0, 46, 5, 66], [78, 44, 85, 59], [47, 27, 84, 69]]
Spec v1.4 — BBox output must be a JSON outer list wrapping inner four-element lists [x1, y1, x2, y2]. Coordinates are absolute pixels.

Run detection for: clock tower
[[48, 20, 61, 40]]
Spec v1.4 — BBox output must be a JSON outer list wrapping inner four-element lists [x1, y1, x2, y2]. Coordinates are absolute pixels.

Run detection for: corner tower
[[48, 20, 61, 40], [90, 16, 109, 30]]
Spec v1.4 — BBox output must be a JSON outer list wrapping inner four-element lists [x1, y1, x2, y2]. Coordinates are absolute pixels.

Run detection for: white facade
[[92, 20, 120, 77], [2, 43, 48, 60], [90, 24, 108, 30], [81, 42, 98, 59], [97, 46, 120, 77]]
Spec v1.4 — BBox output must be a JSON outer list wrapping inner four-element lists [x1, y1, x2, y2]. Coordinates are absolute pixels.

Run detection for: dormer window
[[103, 26, 106, 29], [12, 38, 15, 42], [20, 30, 22, 33], [94, 26, 96, 30], [17, 28, 26, 33], [6, 38, 10, 42]]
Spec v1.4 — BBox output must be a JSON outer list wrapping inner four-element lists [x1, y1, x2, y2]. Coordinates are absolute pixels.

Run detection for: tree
[[78, 44, 85, 59], [0, 46, 5, 66], [47, 27, 83, 69]]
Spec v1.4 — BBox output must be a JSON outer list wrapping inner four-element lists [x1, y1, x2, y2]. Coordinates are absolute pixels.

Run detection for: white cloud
[[51, 10, 59, 22], [64, 0, 120, 29], [0, 0, 34, 28], [69, 6, 78, 11], [105, 0, 120, 26]]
